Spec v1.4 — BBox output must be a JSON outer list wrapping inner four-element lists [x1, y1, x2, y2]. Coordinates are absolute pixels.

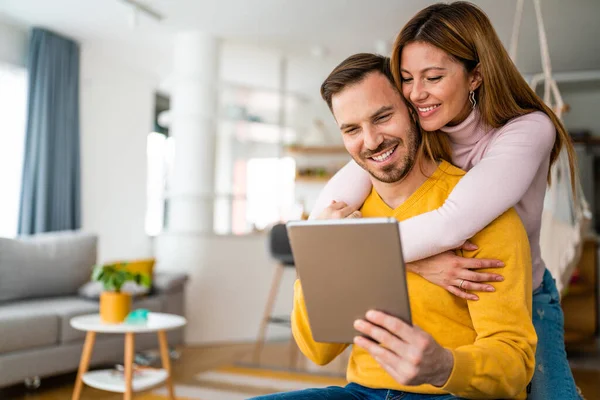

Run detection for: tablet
[[286, 217, 412, 344]]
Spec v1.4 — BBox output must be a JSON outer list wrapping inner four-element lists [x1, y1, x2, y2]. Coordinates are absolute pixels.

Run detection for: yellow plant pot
[[100, 292, 132, 324]]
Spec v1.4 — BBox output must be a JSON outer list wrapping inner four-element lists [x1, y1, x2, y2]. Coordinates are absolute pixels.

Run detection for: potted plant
[[91, 263, 152, 324]]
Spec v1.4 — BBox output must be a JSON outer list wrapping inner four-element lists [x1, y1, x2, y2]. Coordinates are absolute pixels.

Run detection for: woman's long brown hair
[[390, 1, 577, 193]]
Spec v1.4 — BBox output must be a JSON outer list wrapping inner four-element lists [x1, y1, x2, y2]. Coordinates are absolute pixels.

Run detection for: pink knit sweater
[[310, 109, 556, 290]]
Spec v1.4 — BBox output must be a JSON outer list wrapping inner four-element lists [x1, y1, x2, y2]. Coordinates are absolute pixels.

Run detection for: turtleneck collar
[[440, 108, 489, 145]]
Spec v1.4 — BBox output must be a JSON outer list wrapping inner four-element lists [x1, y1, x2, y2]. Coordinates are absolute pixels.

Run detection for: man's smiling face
[[331, 71, 419, 184]]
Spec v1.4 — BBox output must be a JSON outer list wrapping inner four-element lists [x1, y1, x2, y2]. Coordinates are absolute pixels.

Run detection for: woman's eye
[[427, 76, 442, 82], [402, 77, 413, 83]]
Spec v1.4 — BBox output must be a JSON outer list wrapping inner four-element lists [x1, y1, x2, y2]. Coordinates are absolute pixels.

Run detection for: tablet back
[[286, 218, 411, 344]]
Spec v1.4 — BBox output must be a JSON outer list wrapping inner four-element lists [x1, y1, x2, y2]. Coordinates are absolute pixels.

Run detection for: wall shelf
[[295, 176, 333, 183], [284, 145, 347, 155]]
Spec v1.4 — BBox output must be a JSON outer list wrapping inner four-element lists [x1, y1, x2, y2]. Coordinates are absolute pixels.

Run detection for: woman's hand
[[408, 242, 504, 301], [317, 200, 361, 220]]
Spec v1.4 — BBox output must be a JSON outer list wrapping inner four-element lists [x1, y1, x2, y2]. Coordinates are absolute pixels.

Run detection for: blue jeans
[[529, 268, 582, 399], [248, 382, 464, 400]]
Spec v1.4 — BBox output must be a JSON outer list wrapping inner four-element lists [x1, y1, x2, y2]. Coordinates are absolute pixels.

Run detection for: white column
[[167, 32, 219, 234]]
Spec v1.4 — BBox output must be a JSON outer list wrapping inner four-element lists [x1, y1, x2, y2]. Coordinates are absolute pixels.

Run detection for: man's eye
[[376, 114, 391, 123], [427, 76, 442, 82], [344, 128, 358, 135]]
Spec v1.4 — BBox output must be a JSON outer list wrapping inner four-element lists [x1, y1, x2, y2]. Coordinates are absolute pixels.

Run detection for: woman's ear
[[470, 63, 483, 91]]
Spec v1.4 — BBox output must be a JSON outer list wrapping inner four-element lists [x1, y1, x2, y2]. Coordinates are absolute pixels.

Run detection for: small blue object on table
[[125, 309, 149, 323]]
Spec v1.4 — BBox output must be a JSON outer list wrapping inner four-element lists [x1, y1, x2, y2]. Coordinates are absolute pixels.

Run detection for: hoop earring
[[469, 90, 477, 109]]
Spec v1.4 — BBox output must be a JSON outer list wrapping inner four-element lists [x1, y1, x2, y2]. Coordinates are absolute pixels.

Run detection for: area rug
[[149, 365, 347, 399]]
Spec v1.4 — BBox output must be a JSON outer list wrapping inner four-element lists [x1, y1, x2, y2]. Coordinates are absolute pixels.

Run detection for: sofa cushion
[[0, 296, 99, 344], [0, 294, 165, 349], [153, 272, 188, 294], [0, 231, 97, 303], [0, 306, 59, 353], [132, 295, 163, 314]]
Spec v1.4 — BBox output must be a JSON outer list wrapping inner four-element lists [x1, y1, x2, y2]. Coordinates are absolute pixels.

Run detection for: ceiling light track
[[119, 0, 164, 22]]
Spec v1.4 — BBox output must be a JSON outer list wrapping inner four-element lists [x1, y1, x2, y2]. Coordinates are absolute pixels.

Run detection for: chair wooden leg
[[124, 333, 135, 400], [253, 263, 285, 363], [289, 334, 299, 370], [72, 331, 96, 400]]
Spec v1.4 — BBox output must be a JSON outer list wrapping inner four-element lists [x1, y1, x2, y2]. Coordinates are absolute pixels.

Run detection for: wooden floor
[[1, 341, 599, 399]]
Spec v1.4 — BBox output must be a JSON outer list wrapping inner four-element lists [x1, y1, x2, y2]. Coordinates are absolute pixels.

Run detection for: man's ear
[[470, 63, 483, 92]]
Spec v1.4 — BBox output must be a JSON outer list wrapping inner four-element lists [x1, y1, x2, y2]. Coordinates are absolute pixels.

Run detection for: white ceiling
[[1, 0, 599, 78]]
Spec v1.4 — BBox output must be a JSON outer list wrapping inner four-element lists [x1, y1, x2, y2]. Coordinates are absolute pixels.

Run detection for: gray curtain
[[18, 28, 81, 234]]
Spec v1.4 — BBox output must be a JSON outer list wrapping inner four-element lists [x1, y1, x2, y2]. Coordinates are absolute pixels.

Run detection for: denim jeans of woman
[[248, 382, 465, 400], [529, 268, 582, 399]]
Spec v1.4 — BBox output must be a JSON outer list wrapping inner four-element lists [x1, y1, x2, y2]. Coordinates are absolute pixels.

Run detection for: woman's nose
[[410, 80, 428, 103]]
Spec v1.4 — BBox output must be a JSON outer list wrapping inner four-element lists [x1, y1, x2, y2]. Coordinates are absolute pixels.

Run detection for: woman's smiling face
[[400, 41, 478, 131]]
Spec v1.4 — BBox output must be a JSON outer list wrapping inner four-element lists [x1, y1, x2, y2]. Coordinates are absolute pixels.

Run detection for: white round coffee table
[[70, 312, 186, 400]]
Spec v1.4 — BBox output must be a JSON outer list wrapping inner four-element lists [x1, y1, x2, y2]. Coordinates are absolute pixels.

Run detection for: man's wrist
[[432, 348, 454, 387]]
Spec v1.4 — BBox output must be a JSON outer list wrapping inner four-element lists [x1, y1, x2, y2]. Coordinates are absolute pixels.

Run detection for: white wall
[[560, 81, 600, 136], [79, 44, 157, 263], [155, 233, 296, 344], [286, 53, 345, 143], [0, 18, 27, 67]]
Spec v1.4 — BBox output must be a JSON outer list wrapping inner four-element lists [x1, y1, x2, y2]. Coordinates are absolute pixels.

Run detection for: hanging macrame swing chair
[[510, 0, 592, 295]]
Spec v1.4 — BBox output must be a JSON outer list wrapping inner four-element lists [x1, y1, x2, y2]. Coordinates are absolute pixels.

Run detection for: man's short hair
[[321, 53, 395, 111], [320, 53, 452, 164]]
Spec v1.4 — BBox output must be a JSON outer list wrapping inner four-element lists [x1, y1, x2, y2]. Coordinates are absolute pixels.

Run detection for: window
[[145, 132, 174, 236], [0, 62, 27, 237], [214, 156, 297, 235], [145, 93, 171, 236], [146, 86, 308, 236], [213, 85, 303, 235]]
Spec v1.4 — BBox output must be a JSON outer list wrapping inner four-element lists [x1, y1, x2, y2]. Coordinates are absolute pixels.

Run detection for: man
[[251, 53, 536, 400]]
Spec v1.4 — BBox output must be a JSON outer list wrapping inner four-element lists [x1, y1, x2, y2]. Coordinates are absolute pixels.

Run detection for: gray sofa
[[0, 231, 187, 389]]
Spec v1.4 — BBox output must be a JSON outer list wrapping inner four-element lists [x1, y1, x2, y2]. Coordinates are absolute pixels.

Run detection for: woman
[[312, 2, 581, 399]]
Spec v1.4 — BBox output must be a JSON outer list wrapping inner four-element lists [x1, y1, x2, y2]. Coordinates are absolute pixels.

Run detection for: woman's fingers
[[456, 279, 494, 293], [346, 210, 362, 218], [447, 285, 479, 301], [461, 269, 504, 282], [318, 201, 359, 219], [460, 240, 478, 251], [458, 257, 504, 269]]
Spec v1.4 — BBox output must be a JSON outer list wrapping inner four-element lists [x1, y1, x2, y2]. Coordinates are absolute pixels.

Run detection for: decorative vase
[[100, 292, 132, 323]]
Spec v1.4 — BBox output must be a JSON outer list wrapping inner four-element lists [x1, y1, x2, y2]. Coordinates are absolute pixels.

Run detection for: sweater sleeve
[[291, 279, 349, 365], [310, 113, 555, 262], [440, 208, 537, 398], [308, 160, 372, 219]]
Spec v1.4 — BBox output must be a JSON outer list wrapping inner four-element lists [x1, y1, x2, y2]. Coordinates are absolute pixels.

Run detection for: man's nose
[[363, 125, 384, 150]]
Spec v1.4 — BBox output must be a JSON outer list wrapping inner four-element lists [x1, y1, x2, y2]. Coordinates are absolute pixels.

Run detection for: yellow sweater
[[291, 161, 537, 399]]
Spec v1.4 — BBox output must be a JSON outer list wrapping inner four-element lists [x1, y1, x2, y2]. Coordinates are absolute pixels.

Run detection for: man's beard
[[354, 125, 420, 184]]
